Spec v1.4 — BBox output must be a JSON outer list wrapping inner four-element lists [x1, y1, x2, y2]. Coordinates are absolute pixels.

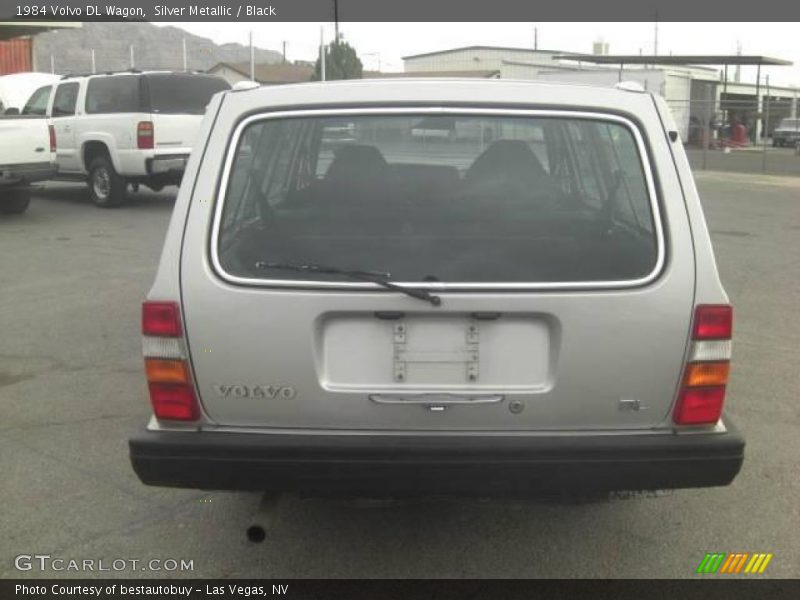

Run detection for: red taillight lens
[[142, 301, 182, 337], [137, 121, 154, 149], [692, 305, 733, 340], [674, 386, 727, 425], [48, 125, 56, 152], [148, 383, 198, 421]]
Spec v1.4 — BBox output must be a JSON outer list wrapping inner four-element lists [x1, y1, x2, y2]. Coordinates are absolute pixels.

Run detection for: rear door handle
[[369, 393, 504, 405]]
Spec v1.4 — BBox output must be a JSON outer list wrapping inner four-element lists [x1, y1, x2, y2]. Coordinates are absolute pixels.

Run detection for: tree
[[311, 39, 363, 81]]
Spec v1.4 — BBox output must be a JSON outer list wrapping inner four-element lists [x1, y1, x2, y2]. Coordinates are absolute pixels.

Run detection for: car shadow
[[35, 182, 178, 209]]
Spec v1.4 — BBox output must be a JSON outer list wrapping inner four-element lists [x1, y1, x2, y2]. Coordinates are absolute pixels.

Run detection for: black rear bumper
[[0, 161, 55, 186], [129, 421, 744, 495]]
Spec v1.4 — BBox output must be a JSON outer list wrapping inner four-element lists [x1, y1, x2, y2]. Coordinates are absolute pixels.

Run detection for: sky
[[157, 22, 800, 88]]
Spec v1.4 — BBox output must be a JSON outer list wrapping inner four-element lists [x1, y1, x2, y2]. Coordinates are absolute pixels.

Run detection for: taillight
[[142, 301, 182, 337], [674, 305, 733, 425], [692, 304, 733, 340], [48, 125, 56, 152], [137, 121, 154, 149], [142, 300, 198, 422], [148, 383, 199, 421]]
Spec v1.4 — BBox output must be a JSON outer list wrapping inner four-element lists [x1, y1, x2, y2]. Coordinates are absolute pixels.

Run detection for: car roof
[[59, 70, 218, 81], [223, 78, 657, 115]]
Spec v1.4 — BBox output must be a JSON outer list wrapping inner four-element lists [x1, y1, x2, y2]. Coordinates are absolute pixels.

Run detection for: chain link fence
[[664, 93, 800, 176]]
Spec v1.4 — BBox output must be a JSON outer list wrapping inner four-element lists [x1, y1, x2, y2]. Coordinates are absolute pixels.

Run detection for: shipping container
[[0, 38, 33, 75]]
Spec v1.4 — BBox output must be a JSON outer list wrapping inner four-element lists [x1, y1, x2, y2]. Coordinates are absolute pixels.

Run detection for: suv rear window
[[216, 112, 660, 285], [144, 74, 229, 115]]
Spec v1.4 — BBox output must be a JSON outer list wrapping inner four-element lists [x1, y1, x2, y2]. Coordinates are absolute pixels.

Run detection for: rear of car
[[130, 80, 743, 495], [772, 117, 800, 147], [49, 72, 229, 206], [0, 87, 56, 214]]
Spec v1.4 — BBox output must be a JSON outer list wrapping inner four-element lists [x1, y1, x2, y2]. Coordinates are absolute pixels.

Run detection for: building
[[401, 46, 797, 142], [402, 46, 578, 79], [0, 22, 81, 74], [208, 62, 316, 86]]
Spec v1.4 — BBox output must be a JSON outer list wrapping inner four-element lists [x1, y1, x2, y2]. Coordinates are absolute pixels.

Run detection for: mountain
[[33, 22, 282, 75]]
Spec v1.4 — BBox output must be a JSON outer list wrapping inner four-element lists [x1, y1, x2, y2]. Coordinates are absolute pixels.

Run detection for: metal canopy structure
[[552, 54, 793, 67], [554, 54, 794, 146]]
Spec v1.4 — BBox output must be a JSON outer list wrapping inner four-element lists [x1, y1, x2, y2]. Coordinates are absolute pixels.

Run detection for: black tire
[[88, 155, 126, 207], [0, 188, 32, 214]]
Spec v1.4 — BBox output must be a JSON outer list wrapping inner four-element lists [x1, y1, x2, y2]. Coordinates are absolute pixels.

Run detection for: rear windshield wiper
[[255, 262, 442, 307]]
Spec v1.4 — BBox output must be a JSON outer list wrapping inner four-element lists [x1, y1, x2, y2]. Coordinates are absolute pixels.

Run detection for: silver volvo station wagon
[[129, 79, 744, 495]]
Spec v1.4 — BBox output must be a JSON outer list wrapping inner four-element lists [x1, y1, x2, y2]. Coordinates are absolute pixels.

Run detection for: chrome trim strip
[[209, 107, 666, 291], [369, 393, 504, 405]]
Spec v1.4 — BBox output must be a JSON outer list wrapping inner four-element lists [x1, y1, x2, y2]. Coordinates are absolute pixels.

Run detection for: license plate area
[[392, 320, 480, 383], [319, 313, 554, 392]]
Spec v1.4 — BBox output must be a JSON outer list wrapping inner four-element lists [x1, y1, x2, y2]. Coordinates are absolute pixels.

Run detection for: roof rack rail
[[61, 68, 143, 80]]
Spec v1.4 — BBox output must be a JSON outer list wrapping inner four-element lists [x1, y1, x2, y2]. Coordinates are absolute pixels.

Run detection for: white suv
[[47, 71, 230, 207]]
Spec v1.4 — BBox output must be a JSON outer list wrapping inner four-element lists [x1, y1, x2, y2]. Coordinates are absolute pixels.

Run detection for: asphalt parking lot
[[1, 171, 798, 579]]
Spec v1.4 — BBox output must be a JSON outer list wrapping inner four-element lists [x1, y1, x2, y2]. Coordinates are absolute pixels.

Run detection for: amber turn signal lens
[[145, 358, 190, 384], [684, 361, 730, 387]]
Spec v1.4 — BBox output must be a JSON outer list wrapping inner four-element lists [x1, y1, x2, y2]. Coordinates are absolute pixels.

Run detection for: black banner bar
[[3, 0, 800, 22], [3, 579, 800, 600]]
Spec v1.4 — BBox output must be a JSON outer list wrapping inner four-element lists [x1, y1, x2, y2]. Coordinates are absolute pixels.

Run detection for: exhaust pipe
[[246, 494, 280, 543]]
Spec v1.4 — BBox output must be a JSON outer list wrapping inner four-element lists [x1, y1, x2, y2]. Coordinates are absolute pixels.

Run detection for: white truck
[[47, 70, 230, 207], [0, 74, 59, 215]]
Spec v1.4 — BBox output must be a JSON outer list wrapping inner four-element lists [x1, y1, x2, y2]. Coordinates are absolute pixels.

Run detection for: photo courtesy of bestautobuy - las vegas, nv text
[[0, 0, 799, 598]]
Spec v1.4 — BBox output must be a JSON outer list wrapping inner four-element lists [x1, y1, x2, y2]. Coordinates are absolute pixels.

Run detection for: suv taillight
[[137, 121, 154, 150], [142, 301, 198, 421], [48, 125, 56, 152], [674, 305, 733, 425]]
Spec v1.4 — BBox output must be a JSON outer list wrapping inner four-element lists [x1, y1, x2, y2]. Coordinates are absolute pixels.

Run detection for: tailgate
[[179, 103, 696, 432], [0, 117, 49, 166], [182, 289, 693, 431], [151, 114, 202, 152]]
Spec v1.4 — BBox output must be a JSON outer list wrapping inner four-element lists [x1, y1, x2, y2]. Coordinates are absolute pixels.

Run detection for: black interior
[[220, 138, 657, 284]]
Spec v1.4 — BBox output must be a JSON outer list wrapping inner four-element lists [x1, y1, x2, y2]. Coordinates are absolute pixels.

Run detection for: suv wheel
[[88, 156, 126, 207], [0, 188, 32, 214]]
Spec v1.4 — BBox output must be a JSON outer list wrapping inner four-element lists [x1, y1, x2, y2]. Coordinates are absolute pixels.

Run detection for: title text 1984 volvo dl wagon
[[129, 79, 744, 494]]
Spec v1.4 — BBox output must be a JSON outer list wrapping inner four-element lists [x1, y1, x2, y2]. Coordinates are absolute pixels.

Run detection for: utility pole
[[91, 49, 96, 74], [534, 26, 538, 51], [129, 45, 135, 69], [249, 31, 255, 81], [320, 27, 326, 81], [762, 75, 770, 172], [653, 11, 659, 59], [735, 41, 742, 83], [282, 41, 287, 64], [182, 37, 187, 71], [333, 0, 339, 42]]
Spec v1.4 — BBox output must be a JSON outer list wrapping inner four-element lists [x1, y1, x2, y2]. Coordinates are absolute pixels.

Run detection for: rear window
[[144, 74, 229, 115], [216, 112, 660, 285], [22, 85, 51, 115], [85, 75, 142, 114]]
